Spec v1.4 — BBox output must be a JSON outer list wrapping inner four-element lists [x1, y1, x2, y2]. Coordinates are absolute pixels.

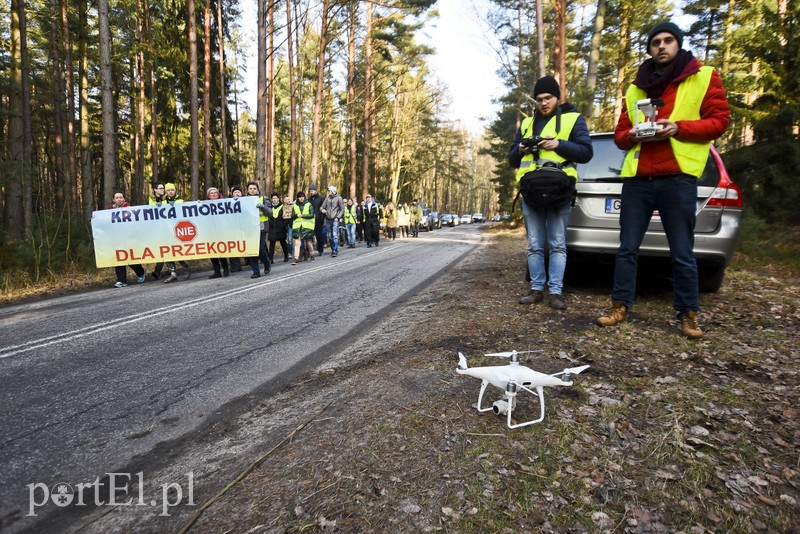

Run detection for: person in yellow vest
[[291, 191, 316, 265], [160, 182, 192, 283], [343, 197, 358, 248], [596, 21, 730, 339], [508, 75, 593, 310], [266, 192, 290, 263], [247, 181, 272, 278]]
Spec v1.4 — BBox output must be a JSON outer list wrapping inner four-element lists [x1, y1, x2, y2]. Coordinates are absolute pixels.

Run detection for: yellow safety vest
[[271, 205, 282, 219], [621, 66, 715, 178], [254, 195, 268, 222], [515, 112, 581, 183], [344, 204, 357, 224], [292, 201, 315, 231]]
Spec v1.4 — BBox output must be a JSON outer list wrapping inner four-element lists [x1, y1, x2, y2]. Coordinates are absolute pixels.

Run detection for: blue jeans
[[521, 200, 571, 295], [324, 219, 340, 253], [612, 174, 698, 313], [346, 223, 356, 246]]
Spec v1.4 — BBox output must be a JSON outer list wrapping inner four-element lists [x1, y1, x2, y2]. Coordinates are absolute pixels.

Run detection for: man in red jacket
[[596, 21, 730, 339]]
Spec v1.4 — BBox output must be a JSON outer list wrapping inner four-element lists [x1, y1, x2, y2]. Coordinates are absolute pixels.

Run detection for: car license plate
[[605, 198, 621, 214]]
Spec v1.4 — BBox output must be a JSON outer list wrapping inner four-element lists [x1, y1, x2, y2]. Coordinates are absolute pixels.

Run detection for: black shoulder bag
[[512, 162, 576, 211]]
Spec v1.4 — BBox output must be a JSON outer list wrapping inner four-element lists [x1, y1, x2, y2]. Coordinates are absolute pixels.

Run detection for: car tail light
[[706, 183, 743, 208]]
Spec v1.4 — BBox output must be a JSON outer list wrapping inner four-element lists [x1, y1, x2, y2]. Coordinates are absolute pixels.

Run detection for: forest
[[0, 0, 798, 284]]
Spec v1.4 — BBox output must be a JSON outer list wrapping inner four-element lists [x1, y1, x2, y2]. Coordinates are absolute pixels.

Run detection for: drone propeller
[[484, 350, 542, 358], [552, 365, 591, 378]]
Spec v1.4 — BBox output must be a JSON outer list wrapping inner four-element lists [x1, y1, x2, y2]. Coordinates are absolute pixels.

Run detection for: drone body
[[456, 351, 589, 429]]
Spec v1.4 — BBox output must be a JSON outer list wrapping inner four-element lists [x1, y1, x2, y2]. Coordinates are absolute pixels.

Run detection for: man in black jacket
[[363, 194, 382, 247], [307, 184, 326, 256], [508, 75, 593, 310]]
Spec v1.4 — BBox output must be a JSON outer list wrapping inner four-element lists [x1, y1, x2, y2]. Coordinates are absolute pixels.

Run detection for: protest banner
[[92, 197, 261, 268]]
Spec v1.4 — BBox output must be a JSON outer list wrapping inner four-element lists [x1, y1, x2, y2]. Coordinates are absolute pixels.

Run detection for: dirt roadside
[[77, 225, 800, 533]]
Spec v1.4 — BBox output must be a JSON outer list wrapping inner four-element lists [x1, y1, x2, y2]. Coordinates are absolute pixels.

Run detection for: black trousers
[[115, 264, 144, 283], [211, 257, 229, 274], [269, 238, 290, 261], [365, 218, 381, 244]]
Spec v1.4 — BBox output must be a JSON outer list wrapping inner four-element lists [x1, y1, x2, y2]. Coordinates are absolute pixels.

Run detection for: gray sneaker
[[519, 290, 544, 305]]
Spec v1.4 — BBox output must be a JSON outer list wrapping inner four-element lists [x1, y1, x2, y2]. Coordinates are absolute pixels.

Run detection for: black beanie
[[533, 75, 561, 100], [647, 21, 683, 49]]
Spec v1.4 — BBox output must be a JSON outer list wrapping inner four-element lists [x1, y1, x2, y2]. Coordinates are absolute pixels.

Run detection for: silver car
[[569, 133, 743, 292]]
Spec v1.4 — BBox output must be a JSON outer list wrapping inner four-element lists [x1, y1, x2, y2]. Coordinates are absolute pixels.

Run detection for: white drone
[[456, 350, 590, 429]]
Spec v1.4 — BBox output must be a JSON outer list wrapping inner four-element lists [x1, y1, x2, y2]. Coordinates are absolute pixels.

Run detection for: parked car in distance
[[472, 212, 485, 223], [491, 214, 501, 222], [451, 213, 460, 226], [430, 211, 441, 229], [419, 208, 433, 231], [569, 132, 743, 292], [440, 214, 455, 227], [460, 214, 472, 225]]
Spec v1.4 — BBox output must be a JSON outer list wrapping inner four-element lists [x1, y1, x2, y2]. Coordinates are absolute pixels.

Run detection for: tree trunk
[[361, 0, 374, 197], [612, 13, 630, 125], [7, 0, 25, 238], [583, 0, 606, 119], [285, 0, 298, 198], [203, 0, 212, 191], [134, 49, 145, 203], [144, 0, 158, 184], [347, 0, 358, 199], [265, 0, 276, 193], [255, 0, 267, 187], [50, 0, 67, 211], [188, 0, 200, 199], [134, 0, 146, 203], [554, 0, 567, 99], [722, 0, 735, 74], [516, 2, 523, 126], [99, 0, 117, 204], [535, 0, 545, 78], [62, 0, 79, 212], [217, 0, 228, 193], [309, 0, 331, 187], [79, 0, 94, 219]]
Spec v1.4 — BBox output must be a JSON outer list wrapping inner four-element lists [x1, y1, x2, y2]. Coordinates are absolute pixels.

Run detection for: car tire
[[699, 263, 726, 293]]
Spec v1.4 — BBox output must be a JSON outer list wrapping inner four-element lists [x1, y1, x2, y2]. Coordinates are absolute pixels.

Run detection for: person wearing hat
[[508, 75, 593, 311], [596, 21, 730, 339], [306, 183, 326, 256], [320, 185, 345, 257]]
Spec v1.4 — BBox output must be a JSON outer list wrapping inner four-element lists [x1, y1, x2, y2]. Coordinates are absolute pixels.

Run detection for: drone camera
[[492, 400, 510, 415]]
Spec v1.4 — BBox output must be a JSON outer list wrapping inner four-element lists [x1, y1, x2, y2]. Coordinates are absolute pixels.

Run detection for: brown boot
[[519, 290, 544, 305], [597, 301, 628, 327], [679, 311, 703, 339]]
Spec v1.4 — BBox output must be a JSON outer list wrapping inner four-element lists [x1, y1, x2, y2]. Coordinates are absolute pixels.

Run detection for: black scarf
[[633, 49, 697, 98]]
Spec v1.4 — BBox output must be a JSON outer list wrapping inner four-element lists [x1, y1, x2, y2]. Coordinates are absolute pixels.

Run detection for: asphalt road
[[0, 224, 487, 533]]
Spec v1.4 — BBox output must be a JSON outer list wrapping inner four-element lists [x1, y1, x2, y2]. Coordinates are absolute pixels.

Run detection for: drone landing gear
[[476, 380, 546, 429]]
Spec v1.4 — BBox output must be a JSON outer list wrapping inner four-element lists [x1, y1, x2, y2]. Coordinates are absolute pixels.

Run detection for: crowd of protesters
[[109, 181, 425, 288]]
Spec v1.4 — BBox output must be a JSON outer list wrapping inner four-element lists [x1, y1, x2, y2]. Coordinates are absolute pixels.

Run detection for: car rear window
[[577, 136, 719, 187]]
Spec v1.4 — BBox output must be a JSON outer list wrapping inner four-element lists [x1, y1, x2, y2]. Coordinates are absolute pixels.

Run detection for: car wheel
[[698, 263, 726, 293]]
